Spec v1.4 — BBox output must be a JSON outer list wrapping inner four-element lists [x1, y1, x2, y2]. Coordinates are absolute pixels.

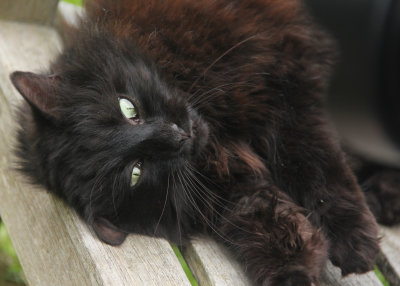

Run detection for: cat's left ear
[[10, 71, 61, 119], [92, 218, 128, 246]]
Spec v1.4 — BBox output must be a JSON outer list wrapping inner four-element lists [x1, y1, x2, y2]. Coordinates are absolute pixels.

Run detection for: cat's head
[[10, 38, 209, 245]]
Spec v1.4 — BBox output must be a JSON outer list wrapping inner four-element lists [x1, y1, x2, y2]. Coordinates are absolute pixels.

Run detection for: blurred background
[[0, 0, 398, 285], [0, 3, 82, 286], [305, 0, 400, 167]]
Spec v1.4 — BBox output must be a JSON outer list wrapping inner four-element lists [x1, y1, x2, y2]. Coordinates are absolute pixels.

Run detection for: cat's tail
[[346, 152, 400, 226]]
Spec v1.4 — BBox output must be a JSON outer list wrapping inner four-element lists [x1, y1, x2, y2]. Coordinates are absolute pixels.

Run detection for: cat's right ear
[[10, 71, 61, 120], [92, 218, 128, 246]]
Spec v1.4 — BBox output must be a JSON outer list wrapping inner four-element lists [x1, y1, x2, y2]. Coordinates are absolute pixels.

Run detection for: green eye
[[119, 98, 137, 119], [130, 162, 142, 187]]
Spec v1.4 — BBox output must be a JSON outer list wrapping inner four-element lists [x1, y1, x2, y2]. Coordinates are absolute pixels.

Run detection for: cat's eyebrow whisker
[[189, 75, 256, 104], [191, 91, 225, 110], [187, 87, 205, 102], [220, 63, 266, 75], [189, 82, 260, 110], [189, 82, 239, 106], [191, 89, 232, 110], [153, 173, 170, 236], [188, 82, 232, 102]]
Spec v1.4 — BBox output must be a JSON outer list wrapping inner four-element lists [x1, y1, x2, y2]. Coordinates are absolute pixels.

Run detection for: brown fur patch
[[231, 142, 267, 176]]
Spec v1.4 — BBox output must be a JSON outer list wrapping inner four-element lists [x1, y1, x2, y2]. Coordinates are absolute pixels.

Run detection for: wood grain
[[183, 237, 383, 286], [321, 261, 383, 286], [0, 20, 190, 286], [377, 226, 400, 286], [184, 236, 252, 286], [0, 0, 60, 26]]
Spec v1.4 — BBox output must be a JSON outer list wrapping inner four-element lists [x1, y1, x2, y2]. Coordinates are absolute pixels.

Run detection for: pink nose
[[171, 123, 191, 141]]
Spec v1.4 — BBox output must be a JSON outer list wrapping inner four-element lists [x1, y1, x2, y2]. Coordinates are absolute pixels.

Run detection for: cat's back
[[63, 0, 332, 136], [81, 0, 311, 89]]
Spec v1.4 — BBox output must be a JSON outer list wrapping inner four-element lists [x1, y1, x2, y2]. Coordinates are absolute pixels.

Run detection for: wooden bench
[[0, 1, 398, 285]]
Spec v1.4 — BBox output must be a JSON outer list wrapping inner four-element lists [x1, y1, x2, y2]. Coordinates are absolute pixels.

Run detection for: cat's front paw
[[329, 222, 379, 275], [265, 266, 315, 286]]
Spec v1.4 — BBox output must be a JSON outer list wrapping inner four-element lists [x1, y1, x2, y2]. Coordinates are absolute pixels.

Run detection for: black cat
[[11, 0, 380, 285]]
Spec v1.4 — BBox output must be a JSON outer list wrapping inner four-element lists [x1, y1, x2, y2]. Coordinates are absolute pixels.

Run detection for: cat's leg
[[315, 186, 379, 275], [274, 127, 380, 275], [217, 186, 328, 286]]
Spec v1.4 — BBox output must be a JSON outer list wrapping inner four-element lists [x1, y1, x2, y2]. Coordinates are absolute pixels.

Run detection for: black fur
[[11, 1, 380, 285]]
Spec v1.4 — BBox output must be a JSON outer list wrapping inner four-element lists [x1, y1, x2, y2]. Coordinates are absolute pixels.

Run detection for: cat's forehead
[[58, 36, 188, 122], [66, 65, 187, 124], [59, 35, 154, 89]]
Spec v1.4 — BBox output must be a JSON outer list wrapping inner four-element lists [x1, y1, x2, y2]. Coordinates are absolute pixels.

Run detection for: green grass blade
[[171, 243, 198, 286], [0, 222, 26, 284], [374, 265, 390, 286], [61, 0, 83, 6]]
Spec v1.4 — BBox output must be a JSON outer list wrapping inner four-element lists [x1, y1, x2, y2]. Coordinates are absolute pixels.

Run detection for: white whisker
[[172, 172, 183, 246], [183, 161, 257, 237], [154, 173, 170, 236], [179, 166, 239, 245]]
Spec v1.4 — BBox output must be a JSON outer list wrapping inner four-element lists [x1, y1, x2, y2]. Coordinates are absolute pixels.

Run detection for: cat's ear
[[92, 218, 127, 246], [10, 71, 61, 120]]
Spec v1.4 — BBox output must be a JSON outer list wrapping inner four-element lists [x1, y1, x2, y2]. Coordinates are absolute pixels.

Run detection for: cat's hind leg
[[216, 186, 328, 286]]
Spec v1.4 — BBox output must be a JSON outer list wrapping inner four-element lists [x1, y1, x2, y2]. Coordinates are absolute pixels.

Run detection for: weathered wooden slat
[[377, 226, 400, 286], [0, 0, 60, 26], [183, 237, 383, 286], [0, 20, 190, 286], [321, 261, 382, 286], [184, 236, 252, 286]]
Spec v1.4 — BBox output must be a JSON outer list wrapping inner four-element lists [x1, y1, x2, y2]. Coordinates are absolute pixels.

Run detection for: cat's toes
[[363, 171, 400, 225], [329, 228, 379, 275], [266, 266, 315, 286]]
